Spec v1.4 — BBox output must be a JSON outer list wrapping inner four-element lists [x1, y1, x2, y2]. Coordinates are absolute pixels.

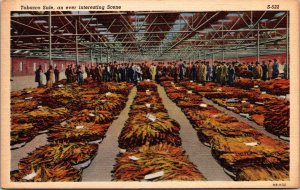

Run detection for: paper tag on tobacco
[[60, 121, 68, 127], [146, 113, 156, 122]]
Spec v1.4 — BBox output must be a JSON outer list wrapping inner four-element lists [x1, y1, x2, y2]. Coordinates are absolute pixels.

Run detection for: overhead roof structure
[[11, 11, 288, 62]]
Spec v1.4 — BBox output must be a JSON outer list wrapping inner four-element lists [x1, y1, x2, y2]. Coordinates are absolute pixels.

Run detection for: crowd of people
[[35, 59, 288, 87]]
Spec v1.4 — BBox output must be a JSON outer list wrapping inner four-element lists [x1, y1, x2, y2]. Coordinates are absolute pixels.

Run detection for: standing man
[[248, 62, 254, 79], [121, 64, 126, 82], [127, 63, 133, 83], [94, 65, 100, 82], [107, 64, 111, 82], [150, 63, 157, 81], [136, 64, 142, 82], [195, 62, 201, 83], [76, 65, 84, 85], [46, 65, 54, 88], [220, 62, 228, 86], [206, 61, 212, 82], [216, 62, 222, 83], [212, 61, 217, 82], [267, 60, 273, 80], [179, 60, 184, 81], [200, 61, 207, 84], [85, 65, 90, 78], [253, 62, 262, 79], [228, 63, 236, 85], [35, 65, 43, 87], [283, 62, 288, 79], [54, 66, 60, 83], [65, 65, 70, 83], [72, 64, 77, 82], [191, 62, 196, 81], [272, 59, 279, 79], [261, 61, 268, 81]]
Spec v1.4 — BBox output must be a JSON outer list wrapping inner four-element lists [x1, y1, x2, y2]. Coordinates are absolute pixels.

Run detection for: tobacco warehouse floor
[[10, 10, 290, 182]]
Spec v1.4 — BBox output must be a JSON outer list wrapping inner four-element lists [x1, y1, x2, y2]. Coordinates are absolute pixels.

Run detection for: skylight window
[[82, 17, 97, 21], [95, 28, 107, 31], [12, 13, 32, 16], [132, 21, 144, 25], [260, 19, 269, 23], [180, 13, 194, 17], [211, 24, 222, 27], [44, 26, 58, 29], [71, 11, 90, 15], [19, 13, 32, 16], [34, 20, 47, 24], [130, 15, 145, 19], [13, 50, 22, 53], [219, 19, 232, 23], [248, 24, 255, 28], [89, 23, 103, 26], [274, 12, 285, 17], [227, 13, 244, 17]]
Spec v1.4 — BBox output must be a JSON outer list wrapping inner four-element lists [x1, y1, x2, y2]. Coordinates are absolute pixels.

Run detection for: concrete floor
[[11, 134, 48, 171], [11, 73, 87, 91], [82, 87, 137, 181], [11, 73, 66, 91], [157, 85, 232, 181]]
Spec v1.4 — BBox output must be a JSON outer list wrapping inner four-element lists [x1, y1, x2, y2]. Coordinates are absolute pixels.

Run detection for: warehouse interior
[[10, 11, 289, 182]]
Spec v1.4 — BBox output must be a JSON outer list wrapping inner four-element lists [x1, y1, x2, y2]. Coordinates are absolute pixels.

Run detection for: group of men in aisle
[[35, 58, 288, 87], [35, 65, 60, 87]]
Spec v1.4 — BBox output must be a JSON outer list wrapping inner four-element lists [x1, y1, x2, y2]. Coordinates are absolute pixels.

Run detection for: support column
[[100, 46, 102, 64], [89, 35, 93, 65], [49, 11, 52, 66], [90, 45, 93, 65], [257, 24, 260, 62], [222, 22, 224, 62], [106, 49, 109, 64], [75, 19, 79, 66], [222, 49, 224, 62], [211, 50, 214, 63], [286, 12, 289, 79], [236, 46, 239, 62], [193, 51, 196, 61]]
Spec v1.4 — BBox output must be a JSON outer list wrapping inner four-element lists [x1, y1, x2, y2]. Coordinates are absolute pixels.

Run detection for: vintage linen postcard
[[1, 0, 299, 188]]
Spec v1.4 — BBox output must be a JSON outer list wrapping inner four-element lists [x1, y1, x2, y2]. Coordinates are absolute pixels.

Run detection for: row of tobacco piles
[[161, 80, 289, 181], [179, 78, 289, 138], [11, 79, 133, 182], [113, 81, 206, 181]]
